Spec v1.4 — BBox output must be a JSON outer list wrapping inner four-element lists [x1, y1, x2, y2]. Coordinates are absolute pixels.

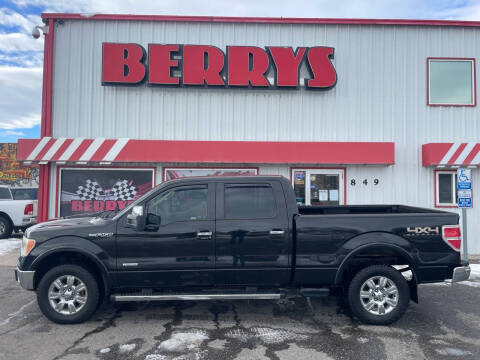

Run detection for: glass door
[[292, 169, 344, 206]]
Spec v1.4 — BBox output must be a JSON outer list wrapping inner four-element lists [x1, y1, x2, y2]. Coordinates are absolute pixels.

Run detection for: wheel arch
[[0, 211, 14, 228], [334, 234, 419, 302], [32, 248, 111, 302]]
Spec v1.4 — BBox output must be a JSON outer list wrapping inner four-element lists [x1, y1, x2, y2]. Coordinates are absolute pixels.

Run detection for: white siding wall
[[49, 20, 480, 253]]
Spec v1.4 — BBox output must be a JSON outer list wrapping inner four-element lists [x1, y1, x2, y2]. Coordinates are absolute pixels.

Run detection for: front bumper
[[452, 266, 471, 283], [14, 267, 35, 290]]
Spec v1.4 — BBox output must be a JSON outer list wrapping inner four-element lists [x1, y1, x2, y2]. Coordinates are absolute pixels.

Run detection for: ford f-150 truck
[[15, 176, 470, 325]]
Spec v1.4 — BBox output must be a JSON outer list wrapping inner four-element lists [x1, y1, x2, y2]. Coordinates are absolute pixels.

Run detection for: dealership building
[[17, 13, 480, 253]]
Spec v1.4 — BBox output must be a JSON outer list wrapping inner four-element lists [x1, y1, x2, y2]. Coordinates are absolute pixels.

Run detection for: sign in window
[[292, 169, 344, 206]]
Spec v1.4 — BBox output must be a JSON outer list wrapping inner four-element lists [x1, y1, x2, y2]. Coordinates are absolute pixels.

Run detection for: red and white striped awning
[[422, 142, 480, 167], [17, 137, 395, 165]]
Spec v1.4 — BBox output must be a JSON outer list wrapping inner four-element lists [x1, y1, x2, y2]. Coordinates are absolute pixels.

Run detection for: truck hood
[[24, 216, 115, 242]]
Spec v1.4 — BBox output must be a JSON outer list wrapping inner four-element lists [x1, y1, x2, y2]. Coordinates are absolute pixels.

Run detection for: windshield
[[112, 183, 163, 220]]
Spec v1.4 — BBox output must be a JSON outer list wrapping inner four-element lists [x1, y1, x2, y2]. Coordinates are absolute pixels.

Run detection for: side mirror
[[126, 205, 146, 231], [145, 213, 161, 231]]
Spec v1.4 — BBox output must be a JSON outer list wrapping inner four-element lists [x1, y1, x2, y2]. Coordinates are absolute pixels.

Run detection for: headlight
[[21, 236, 35, 257]]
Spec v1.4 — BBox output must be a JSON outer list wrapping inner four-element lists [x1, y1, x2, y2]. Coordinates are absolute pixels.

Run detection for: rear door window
[[224, 184, 276, 219], [11, 188, 38, 200]]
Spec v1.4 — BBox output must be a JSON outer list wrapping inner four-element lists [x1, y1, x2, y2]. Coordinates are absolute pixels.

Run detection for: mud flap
[[408, 279, 418, 303]]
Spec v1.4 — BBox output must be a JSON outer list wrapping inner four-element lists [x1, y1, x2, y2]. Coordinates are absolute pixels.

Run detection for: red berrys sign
[[102, 43, 337, 90]]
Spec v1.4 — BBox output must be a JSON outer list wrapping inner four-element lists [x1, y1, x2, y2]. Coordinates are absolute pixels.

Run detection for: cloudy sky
[[1, 0, 480, 142]]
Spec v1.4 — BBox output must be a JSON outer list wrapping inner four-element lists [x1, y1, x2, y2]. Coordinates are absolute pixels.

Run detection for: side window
[[146, 186, 208, 224], [0, 187, 11, 200], [225, 184, 276, 219], [435, 171, 457, 207]]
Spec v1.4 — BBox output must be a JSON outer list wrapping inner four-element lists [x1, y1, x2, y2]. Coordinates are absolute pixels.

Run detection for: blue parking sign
[[457, 168, 472, 190]]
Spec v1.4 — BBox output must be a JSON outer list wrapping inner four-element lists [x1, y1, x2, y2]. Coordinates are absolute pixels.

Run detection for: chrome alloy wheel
[[48, 275, 88, 315], [0, 222, 5, 235], [359, 276, 398, 316]]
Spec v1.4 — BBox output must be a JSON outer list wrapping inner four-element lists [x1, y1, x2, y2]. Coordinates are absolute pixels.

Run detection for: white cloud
[[0, 66, 42, 130], [0, 7, 41, 33], [0, 32, 43, 52], [0, 130, 25, 136]]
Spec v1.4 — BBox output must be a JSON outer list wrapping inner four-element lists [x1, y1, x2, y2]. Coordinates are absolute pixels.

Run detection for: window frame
[[290, 167, 346, 205], [224, 183, 278, 220], [434, 170, 458, 208], [427, 57, 476, 107]]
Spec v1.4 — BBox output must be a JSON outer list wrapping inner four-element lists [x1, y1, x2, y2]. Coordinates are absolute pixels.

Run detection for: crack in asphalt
[[51, 308, 122, 360], [0, 299, 36, 327]]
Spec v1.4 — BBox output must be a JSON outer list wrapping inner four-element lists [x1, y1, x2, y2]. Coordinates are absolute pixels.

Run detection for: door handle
[[269, 230, 285, 235], [197, 231, 213, 239]]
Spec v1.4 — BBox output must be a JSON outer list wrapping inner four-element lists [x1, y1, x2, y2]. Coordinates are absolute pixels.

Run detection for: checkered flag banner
[[110, 180, 137, 201], [76, 179, 105, 200]]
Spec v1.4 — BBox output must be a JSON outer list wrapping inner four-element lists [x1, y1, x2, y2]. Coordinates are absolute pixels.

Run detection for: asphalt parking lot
[[1, 238, 480, 360]]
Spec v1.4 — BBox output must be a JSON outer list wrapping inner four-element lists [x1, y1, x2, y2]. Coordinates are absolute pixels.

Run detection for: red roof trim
[[41, 13, 480, 28]]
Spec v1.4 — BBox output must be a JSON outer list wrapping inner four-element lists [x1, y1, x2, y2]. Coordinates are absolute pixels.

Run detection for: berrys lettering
[[102, 44, 337, 89]]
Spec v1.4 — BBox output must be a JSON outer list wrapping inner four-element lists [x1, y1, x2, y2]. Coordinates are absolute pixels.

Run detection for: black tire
[[347, 265, 410, 325], [0, 215, 12, 239], [37, 265, 99, 324]]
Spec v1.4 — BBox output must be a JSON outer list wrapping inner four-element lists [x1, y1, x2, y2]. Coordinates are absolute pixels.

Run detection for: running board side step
[[111, 292, 285, 302]]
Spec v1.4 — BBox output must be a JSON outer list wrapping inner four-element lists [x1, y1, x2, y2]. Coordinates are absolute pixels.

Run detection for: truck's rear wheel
[[347, 265, 410, 325], [37, 265, 99, 324], [0, 215, 12, 239]]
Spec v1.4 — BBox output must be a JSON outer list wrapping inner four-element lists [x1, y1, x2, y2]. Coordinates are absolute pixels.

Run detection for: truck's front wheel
[[347, 265, 410, 325], [37, 265, 99, 324]]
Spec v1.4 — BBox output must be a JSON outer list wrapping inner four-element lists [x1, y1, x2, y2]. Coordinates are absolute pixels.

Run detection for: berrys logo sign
[[102, 43, 337, 89]]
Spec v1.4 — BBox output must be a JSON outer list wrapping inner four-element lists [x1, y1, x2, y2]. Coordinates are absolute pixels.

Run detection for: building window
[[435, 170, 458, 207], [163, 167, 258, 181], [291, 168, 345, 206], [428, 58, 476, 106]]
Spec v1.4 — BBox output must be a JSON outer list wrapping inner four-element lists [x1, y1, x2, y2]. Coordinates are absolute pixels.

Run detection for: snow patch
[[158, 330, 209, 352], [357, 337, 369, 344], [99, 348, 111, 354], [225, 327, 308, 344], [119, 343, 136, 353], [145, 354, 167, 360], [469, 264, 480, 280], [435, 347, 472, 356], [459, 281, 480, 288], [0, 238, 20, 255]]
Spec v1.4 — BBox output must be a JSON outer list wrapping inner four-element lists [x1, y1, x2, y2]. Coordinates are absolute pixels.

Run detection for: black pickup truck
[[15, 176, 470, 325]]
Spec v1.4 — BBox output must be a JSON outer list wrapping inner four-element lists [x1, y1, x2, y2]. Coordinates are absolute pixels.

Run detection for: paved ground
[[1, 238, 480, 360]]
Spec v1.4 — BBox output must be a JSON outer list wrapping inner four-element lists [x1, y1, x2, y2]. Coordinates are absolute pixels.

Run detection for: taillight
[[24, 203, 33, 215], [442, 225, 462, 251]]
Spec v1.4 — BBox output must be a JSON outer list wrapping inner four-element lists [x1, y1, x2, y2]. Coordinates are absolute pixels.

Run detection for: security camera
[[32, 27, 41, 39], [32, 25, 48, 39]]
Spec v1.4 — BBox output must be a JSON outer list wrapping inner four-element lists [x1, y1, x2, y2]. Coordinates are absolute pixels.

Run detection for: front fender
[[334, 232, 418, 285], [23, 236, 114, 288]]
